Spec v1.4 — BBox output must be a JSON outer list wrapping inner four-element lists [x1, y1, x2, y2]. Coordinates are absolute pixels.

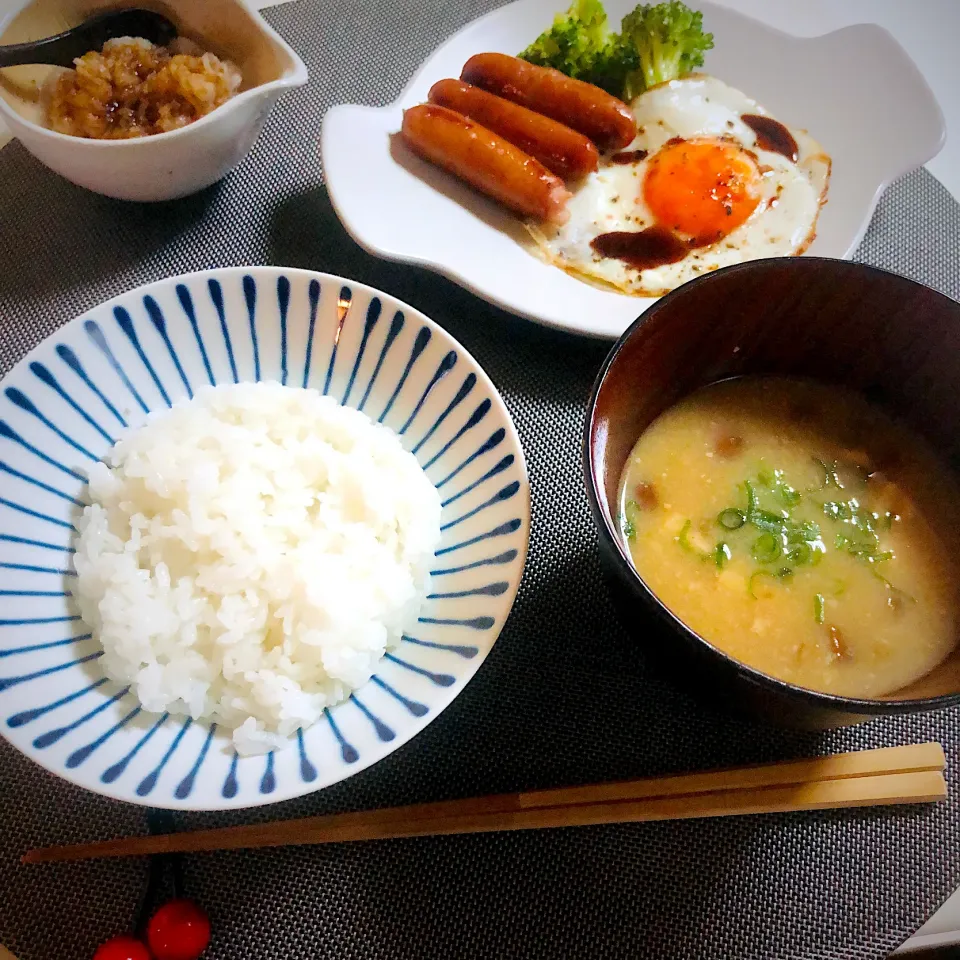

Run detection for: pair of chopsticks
[[22, 742, 947, 865]]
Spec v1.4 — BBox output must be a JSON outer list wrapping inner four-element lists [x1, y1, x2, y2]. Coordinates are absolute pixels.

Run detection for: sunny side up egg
[[529, 75, 831, 296]]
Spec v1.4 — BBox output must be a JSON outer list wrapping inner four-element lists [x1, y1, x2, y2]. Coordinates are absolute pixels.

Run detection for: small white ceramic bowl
[[0, 0, 307, 201], [322, 0, 946, 339]]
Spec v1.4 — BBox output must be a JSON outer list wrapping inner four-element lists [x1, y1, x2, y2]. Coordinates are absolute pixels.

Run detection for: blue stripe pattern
[[413, 373, 475, 455], [0, 420, 86, 481], [399, 350, 456, 435], [0, 270, 525, 809], [277, 277, 290, 386], [297, 728, 317, 782], [359, 310, 403, 412], [177, 285, 215, 387], [66, 704, 141, 769], [384, 653, 455, 687], [137, 718, 191, 797], [403, 635, 479, 659], [56, 344, 128, 427], [33, 686, 129, 749], [30, 362, 115, 444], [115, 307, 170, 408], [370, 676, 428, 717], [380, 326, 430, 422], [85, 319, 150, 414], [102, 713, 168, 783], [244, 275, 260, 381], [302, 279, 321, 389], [323, 286, 352, 396], [351, 694, 395, 741], [260, 752, 276, 794], [176, 723, 216, 799], [8, 678, 109, 728], [0, 534, 74, 551], [342, 297, 381, 405], [208, 279, 239, 384], [5, 388, 98, 461], [145, 296, 193, 398], [423, 399, 492, 471], [326, 709, 359, 763]]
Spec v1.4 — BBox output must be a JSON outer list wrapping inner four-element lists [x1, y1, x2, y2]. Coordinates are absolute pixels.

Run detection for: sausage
[[428, 78, 599, 180], [461, 52, 636, 152], [400, 104, 571, 224]]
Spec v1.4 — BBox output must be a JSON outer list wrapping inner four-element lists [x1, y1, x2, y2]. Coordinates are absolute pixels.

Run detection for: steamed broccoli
[[519, 0, 616, 88], [518, 1, 713, 101], [618, 2, 714, 100]]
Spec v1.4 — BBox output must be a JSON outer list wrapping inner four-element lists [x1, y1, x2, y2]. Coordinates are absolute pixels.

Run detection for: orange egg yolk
[[643, 139, 762, 244]]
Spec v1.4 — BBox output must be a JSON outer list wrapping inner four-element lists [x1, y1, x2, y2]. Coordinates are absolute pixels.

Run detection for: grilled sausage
[[401, 103, 571, 223], [461, 52, 636, 152], [428, 78, 599, 180]]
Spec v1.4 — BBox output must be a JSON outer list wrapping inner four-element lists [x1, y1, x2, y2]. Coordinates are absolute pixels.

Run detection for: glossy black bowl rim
[[583, 256, 960, 715]]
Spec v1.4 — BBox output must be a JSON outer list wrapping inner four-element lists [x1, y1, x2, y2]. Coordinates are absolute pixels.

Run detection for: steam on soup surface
[[618, 377, 960, 698]]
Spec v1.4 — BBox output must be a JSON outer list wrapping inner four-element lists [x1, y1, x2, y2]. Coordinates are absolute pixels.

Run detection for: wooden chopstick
[[22, 743, 946, 865]]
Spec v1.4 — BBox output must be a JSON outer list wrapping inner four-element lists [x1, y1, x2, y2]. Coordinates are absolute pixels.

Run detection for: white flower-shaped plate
[[0, 267, 529, 809], [321, 0, 945, 339]]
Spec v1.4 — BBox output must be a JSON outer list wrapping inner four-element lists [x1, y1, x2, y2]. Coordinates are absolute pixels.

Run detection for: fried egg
[[530, 75, 831, 296]]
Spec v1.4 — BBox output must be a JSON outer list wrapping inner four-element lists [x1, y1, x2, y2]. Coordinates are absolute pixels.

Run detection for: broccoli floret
[[519, 0, 617, 87], [618, 2, 714, 100], [518, 1, 713, 102]]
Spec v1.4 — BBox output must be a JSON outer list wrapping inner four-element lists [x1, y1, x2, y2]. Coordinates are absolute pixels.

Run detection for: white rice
[[74, 382, 442, 755]]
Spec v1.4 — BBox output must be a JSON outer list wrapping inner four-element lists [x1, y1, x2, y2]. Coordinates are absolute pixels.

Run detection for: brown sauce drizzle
[[591, 226, 692, 270], [742, 114, 798, 162], [610, 149, 648, 165]]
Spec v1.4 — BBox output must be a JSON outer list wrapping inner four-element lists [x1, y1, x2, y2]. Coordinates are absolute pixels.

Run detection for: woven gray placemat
[[1, 2, 959, 958]]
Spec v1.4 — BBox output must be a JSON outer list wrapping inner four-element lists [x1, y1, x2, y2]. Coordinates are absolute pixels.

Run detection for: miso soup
[[618, 377, 960, 698]]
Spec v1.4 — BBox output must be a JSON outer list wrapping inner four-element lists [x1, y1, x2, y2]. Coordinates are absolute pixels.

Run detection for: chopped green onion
[[785, 542, 811, 566], [758, 466, 802, 507], [621, 499, 639, 540], [677, 519, 714, 562], [748, 570, 777, 599], [872, 567, 916, 604], [822, 500, 845, 521], [715, 541, 731, 569], [813, 457, 842, 489], [751, 532, 782, 563], [814, 593, 825, 624], [776, 566, 794, 581], [777, 483, 801, 507], [717, 508, 746, 530], [792, 520, 822, 543], [752, 509, 787, 533]]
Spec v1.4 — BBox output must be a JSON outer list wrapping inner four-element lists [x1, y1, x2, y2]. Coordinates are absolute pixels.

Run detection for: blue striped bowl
[[0, 267, 529, 809]]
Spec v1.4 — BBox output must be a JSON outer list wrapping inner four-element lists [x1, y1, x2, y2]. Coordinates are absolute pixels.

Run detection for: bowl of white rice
[[0, 267, 529, 809]]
